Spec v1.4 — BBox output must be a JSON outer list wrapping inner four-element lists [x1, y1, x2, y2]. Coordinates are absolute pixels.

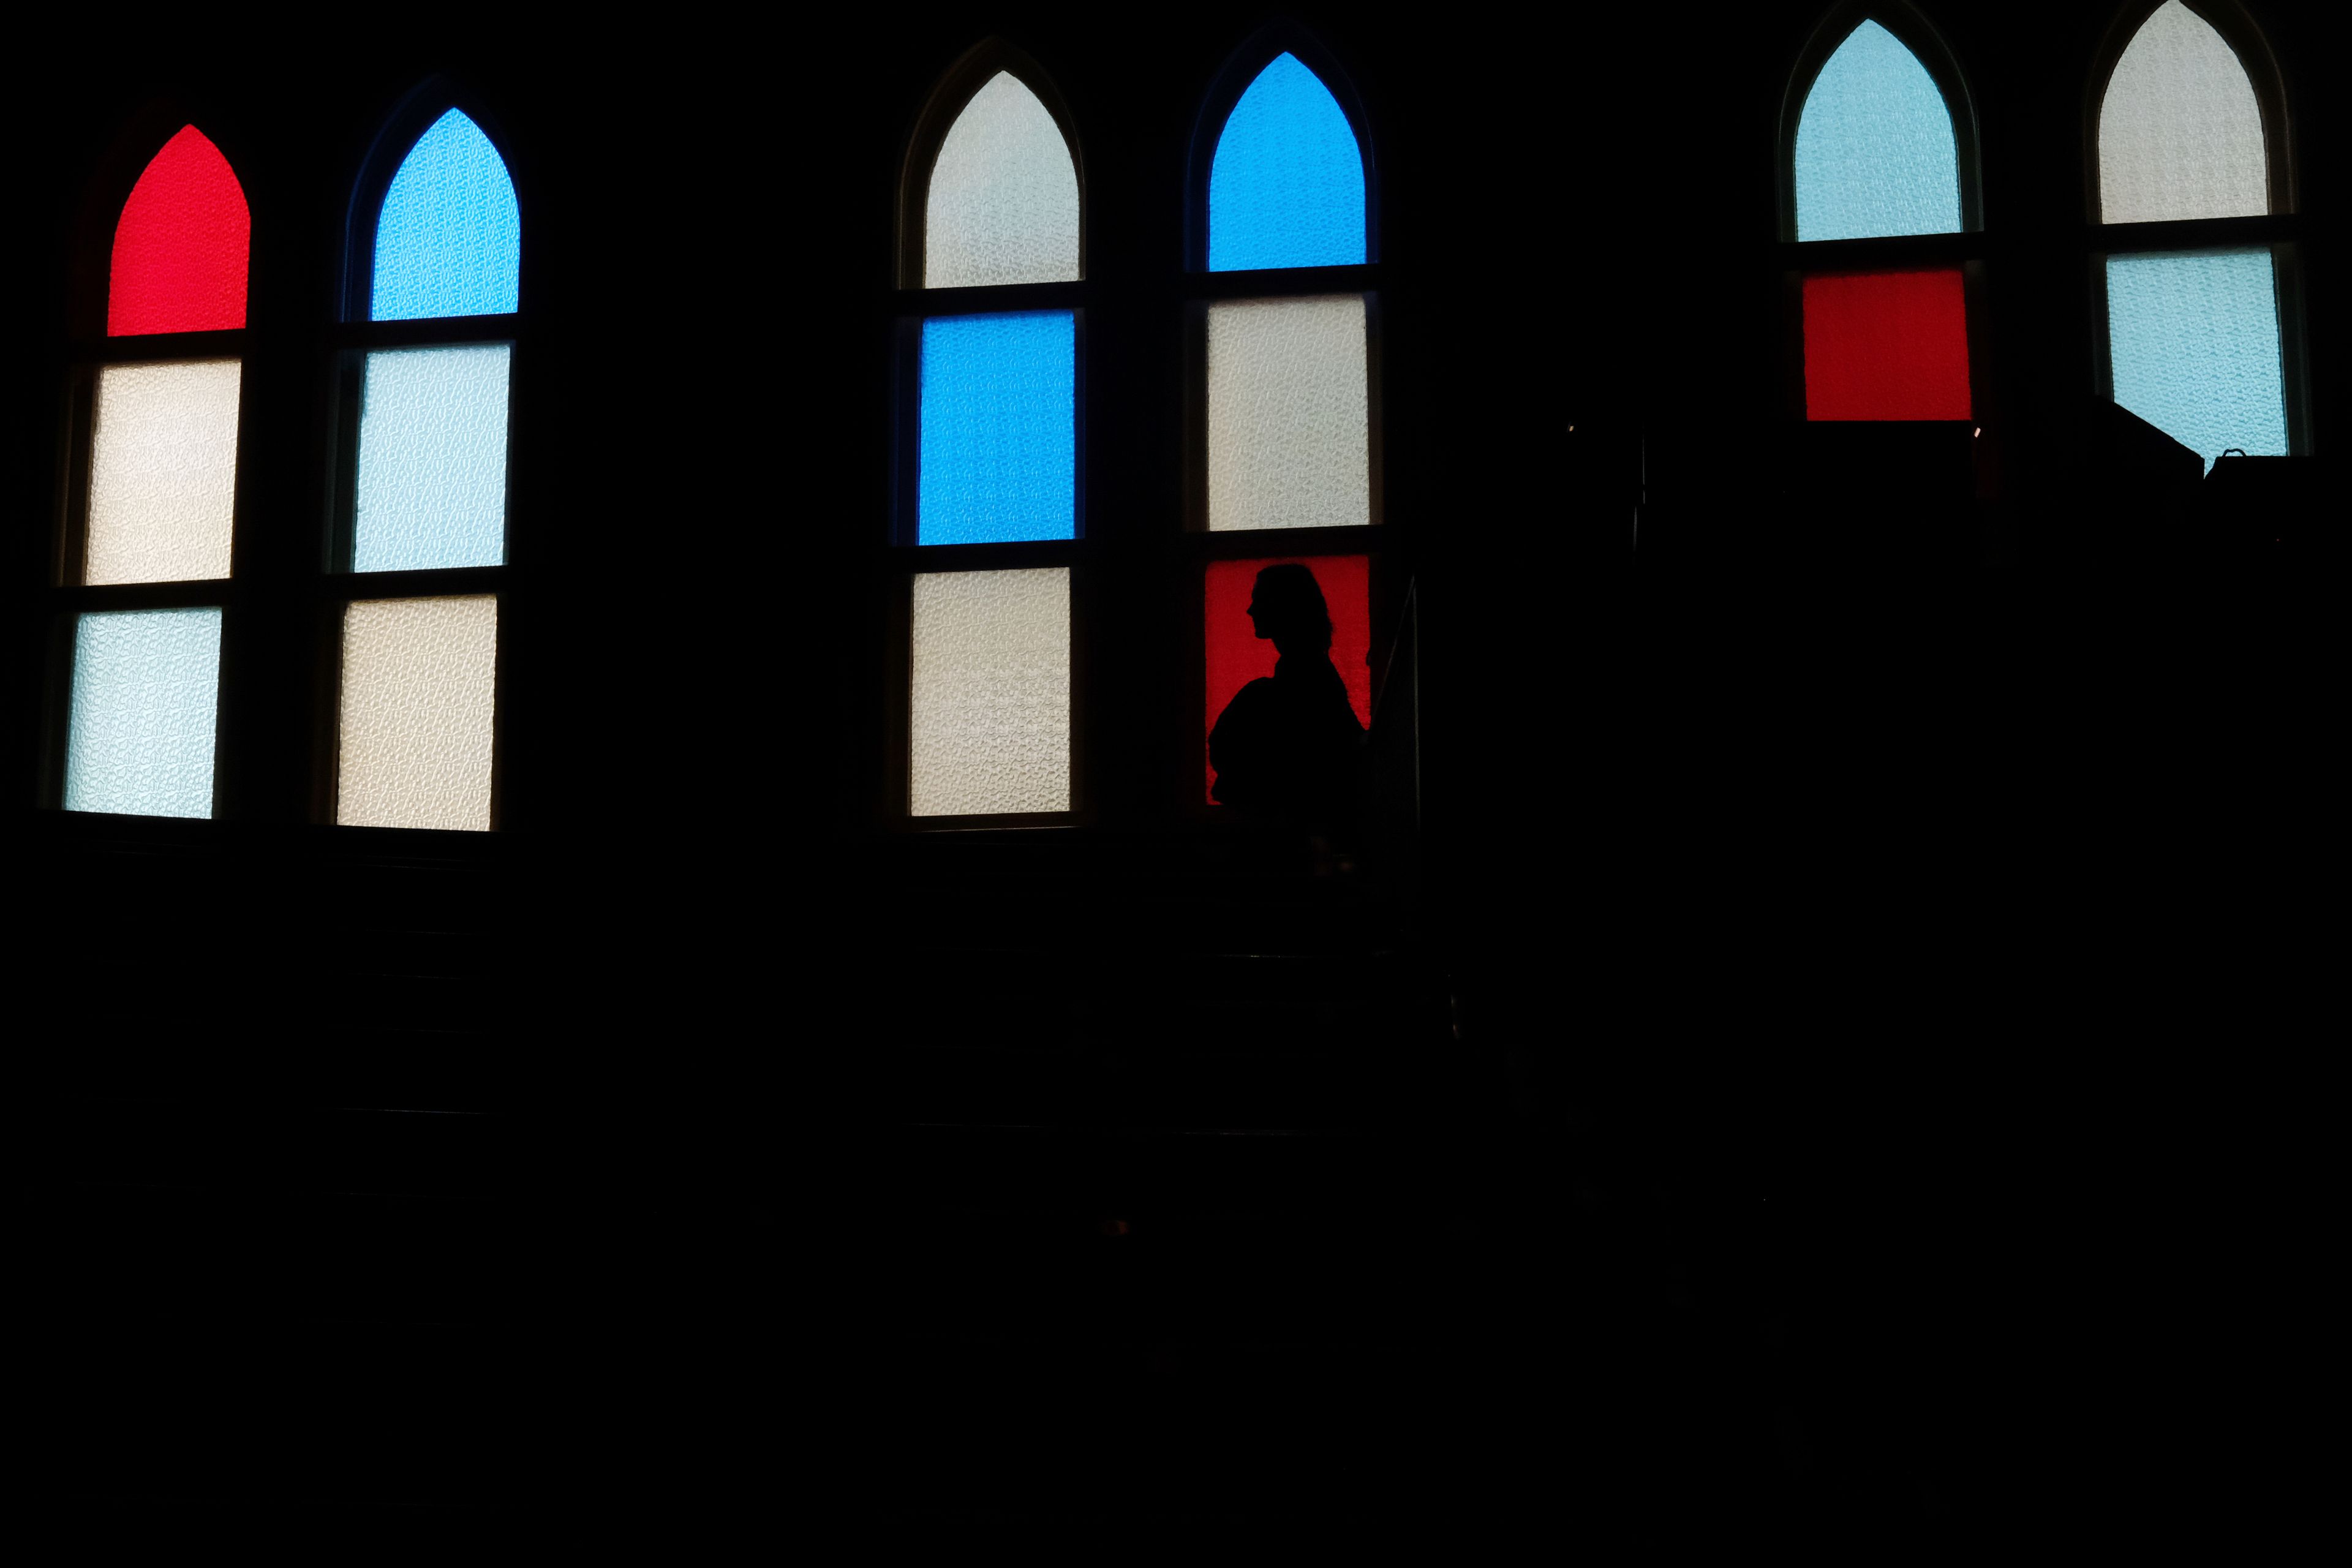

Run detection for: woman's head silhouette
[[1246, 563, 1333, 653]]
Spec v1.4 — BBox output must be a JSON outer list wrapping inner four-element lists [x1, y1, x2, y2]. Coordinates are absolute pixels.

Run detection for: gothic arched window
[[1191, 36, 1379, 805], [894, 48, 1084, 820], [56, 125, 249, 818], [328, 102, 519, 832], [2093, 1, 2296, 468], [1780, 8, 1980, 423]]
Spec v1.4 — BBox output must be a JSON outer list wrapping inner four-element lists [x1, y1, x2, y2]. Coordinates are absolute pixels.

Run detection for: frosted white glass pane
[[336, 596, 499, 832], [354, 345, 511, 571], [85, 360, 239, 584], [1794, 20, 1962, 242], [2100, 1, 2267, 224], [911, 568, 1069, 816], [1208, 296, 1369, 532], [2108, 250, 2286, 471], [66, 608, 222, 819], [925, 72, 1080, 289]]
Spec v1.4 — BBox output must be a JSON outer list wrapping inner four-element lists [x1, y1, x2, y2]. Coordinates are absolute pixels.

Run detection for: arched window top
[[924, 70, 1079, 288], [1208, 51, 1366, 271], [2098, 1, 2267, 224], [372, 108, 521, 322], [1794, 20, 1962, 242], [108, 125, 249, 337]]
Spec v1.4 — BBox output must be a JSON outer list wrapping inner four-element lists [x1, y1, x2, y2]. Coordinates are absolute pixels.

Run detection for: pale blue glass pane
[[1795, 21, 1962, 242], [919, 312, 1074, 544], [372, 110, 521, 321], [2108, 250, 2287, 472], [66, 608, 222, 820], [1209, 53, 1366, 271], [355, 345, 511, 571]]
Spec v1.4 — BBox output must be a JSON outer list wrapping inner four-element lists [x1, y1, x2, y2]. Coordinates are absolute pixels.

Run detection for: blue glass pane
[[1209, 53, 1366, 271], [372, 110, 521, 321], [2108, 250, 2286, 472], [355, 345, 511, 571], [66, 608, 222, 819], [1795, 21, 1962, 242], [919, 312, 1075, 544]]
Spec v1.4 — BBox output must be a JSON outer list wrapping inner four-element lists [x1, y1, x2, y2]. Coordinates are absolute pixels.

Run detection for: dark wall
[[8, 2, 2332, 1546]]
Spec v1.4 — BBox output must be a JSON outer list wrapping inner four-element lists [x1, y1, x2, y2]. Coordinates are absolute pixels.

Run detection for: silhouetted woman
[[1208, 564, 1364, 823]]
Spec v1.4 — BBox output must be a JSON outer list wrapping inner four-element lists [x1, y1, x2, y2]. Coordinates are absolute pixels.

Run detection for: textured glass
[[372, 110, 522, 321], [2100, 1, 2267, 224], [919, 312, 1075, 543], [109, 126, 249, 336], [355, 345, 511, 571], [65, 608, 222, 819], [2108, 250, 2285, 471], [1207, 296, 1368, 532], [910, 569, 1069, 816], [925, 72, 1080, 288], [1209, 53, 1366, 271], [1795, 21, 1961, 242], [337, 597, 499, 832], [85, 360, 241, 584], [1804, 270, 1971, 421]]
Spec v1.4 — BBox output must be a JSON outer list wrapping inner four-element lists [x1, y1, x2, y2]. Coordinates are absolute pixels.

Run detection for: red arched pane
[[108, 126, 249, 336]]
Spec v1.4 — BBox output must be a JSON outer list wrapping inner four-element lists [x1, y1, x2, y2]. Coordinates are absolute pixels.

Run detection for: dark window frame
[[313, 79, 527, 832], [41, 113, 257, 819], [1180, 26, 1394, 821], [2082, 1, 2308, 457], [886, 40, 1091, 830], [1774, 6, 1990, 432]]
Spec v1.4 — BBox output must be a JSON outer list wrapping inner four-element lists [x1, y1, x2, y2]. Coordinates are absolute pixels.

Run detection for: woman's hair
[[1251, 563, 1333, 649]]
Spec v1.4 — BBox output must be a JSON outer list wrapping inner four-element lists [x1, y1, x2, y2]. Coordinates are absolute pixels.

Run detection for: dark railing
[[1359, 578, 1419, 914]]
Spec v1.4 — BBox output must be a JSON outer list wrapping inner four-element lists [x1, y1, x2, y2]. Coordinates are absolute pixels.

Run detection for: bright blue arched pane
[[372, 110, 521, 321], [2108, 250, 2286, 472], [920, 312, 1075, 543], [1795, 21, 1961, 242], [1209, 53, 1366, 271]]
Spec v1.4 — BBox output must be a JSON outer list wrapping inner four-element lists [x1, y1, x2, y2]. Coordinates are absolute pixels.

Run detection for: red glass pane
[[1205, 555, 1371, 802], [108, 126, 249, 336], [1803, 268, 1969, 421]]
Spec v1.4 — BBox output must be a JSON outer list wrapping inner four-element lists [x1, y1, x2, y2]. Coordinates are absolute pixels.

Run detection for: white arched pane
[[924, 72, 1080, 288], [1795, 21, 1961, 242], [2100, 1, 2267, 224]]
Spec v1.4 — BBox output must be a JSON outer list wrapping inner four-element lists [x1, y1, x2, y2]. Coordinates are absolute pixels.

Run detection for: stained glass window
[[2099, 1, 2267, 225], [899, 58, 1086, 818], [1208, 295, 1370, 530], [108, 126, 249, 336], [910, 569, 1071, 816], [919, 312, 1076, 543], [1794, 21, 1961, 242], [372, 110, 521, 322], [1209, 52, 1366, 271], [925, 72, 1080, 288], [1204, 556, 1370, 801], [1803, 270, 1970, 421], [61, 130, 246, 818], [335, 104, 522, 831], [2108, 250, 2285, 469], [64, 608, 223, 819]]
